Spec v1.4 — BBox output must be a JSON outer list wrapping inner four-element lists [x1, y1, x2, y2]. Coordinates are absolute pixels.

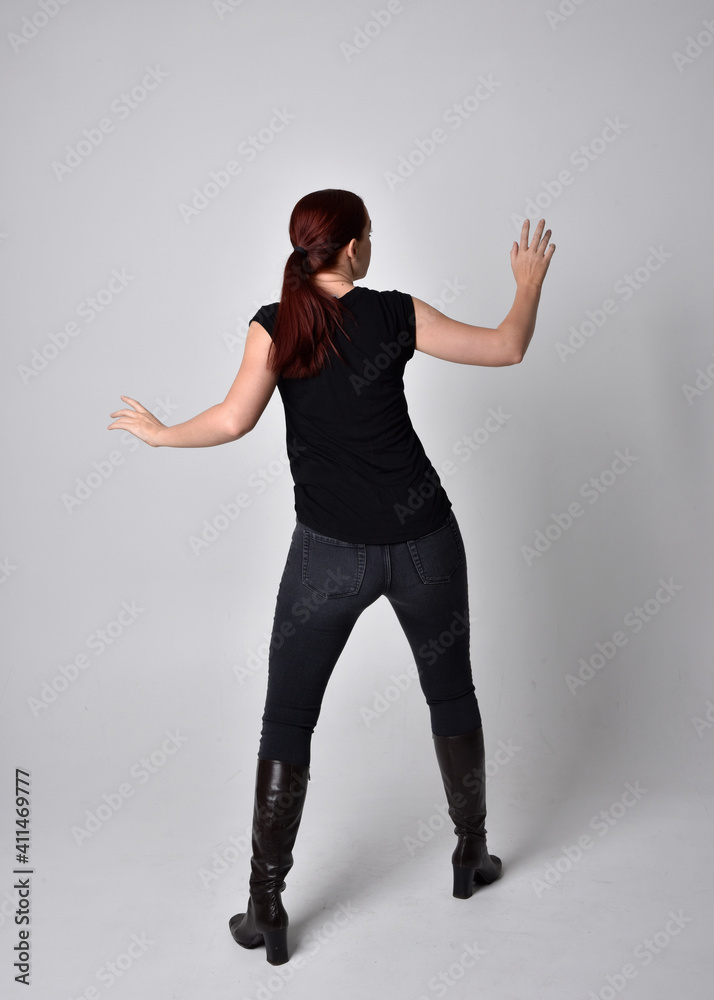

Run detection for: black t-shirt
[[250, 286, 452, 543]]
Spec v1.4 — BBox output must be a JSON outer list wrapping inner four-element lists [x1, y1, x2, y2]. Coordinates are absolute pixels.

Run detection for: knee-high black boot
[[229, 758, 310, 965], [432, 726, 502, 898]]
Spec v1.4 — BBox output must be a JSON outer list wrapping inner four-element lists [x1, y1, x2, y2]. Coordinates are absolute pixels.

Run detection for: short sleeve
[[381, 289, 416, 361], [400, 291, 416, 354], [250, 302, 279, 337]]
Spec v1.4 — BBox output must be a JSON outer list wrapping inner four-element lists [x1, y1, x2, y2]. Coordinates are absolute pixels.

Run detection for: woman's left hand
[[108, 396, 166, 447]]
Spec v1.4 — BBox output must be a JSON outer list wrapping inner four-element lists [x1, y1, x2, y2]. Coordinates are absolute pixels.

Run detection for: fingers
[[519, 219, 554, 255], [519, 219, 530, 252], [520, 218, 547, 251], [538, 229, 553, 253], [118, 395, 149, 412], [108, 396, 149, 420], [530, 218, 546, 251]]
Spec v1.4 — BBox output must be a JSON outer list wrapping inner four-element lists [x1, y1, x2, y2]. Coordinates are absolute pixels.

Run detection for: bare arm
[[108, 321, 278, 447], [414, 218, 555, 366]]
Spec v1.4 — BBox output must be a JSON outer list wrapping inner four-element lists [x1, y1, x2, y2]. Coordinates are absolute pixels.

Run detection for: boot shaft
[[248, 758, 311, 923], [432, 727, 488, 836]]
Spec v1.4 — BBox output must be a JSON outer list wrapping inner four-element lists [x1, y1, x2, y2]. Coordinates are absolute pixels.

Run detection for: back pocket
[[301, 530, 366, 598], [407, 515, 464, 584]]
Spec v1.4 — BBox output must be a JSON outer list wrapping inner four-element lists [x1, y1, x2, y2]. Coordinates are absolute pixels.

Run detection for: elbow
[[497, 327, 524, 365], [224, 413, 251, 442], [507, 339, 528, 365], [230, 422, 252, 441], [497, 345, 523, 366], [221, 403, 255, 442]]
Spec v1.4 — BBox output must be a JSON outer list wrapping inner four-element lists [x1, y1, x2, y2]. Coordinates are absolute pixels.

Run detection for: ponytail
[[268, 189, 367, 379]]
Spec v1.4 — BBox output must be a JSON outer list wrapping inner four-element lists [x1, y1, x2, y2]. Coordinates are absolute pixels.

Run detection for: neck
[[313, 278, 354, 295], [312, 264, 356, 294]]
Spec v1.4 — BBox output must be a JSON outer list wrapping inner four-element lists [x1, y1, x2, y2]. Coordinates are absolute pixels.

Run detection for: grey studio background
[[1, 0, 712, 998]]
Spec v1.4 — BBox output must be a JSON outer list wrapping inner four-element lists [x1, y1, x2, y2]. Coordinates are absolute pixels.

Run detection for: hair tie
[[294, 245, 308, 257]]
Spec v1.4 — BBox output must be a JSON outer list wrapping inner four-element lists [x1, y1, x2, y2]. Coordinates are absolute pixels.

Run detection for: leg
[[258, 519, 381, 766], [386, 512, 502, 896], [229, 758, 309, 965], [432, 727, 503, 896], [386, 511, 480, 736], [230, 521, 383, 962]]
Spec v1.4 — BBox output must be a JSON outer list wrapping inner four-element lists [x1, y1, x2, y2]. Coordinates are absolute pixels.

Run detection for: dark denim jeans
[[258, 511, 481, 766]]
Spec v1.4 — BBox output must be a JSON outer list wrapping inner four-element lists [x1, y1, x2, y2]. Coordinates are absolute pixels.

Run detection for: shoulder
[[357, 287, 415, 327], [249, 301, 279, 337]]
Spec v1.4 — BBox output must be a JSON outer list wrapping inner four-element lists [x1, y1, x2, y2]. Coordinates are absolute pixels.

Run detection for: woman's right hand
[[510, 218, 556, 289]]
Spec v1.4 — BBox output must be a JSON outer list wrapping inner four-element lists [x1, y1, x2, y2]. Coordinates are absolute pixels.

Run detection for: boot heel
[[263, 928, 289, 965], [453, 865, 475, 899]]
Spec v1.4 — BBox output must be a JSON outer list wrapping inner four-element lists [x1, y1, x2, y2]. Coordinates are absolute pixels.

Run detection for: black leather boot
[[432, 726, 502, 898], [229, 758, 310, 965]]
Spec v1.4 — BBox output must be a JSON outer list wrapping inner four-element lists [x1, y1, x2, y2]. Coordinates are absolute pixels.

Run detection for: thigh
[[387, 512, 473, 698], [262, 521, 377, 723]]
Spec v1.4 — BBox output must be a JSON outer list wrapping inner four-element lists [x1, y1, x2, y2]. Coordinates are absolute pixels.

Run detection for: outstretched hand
[[510, 218, 556, 289], [108, 396, 166, 447]]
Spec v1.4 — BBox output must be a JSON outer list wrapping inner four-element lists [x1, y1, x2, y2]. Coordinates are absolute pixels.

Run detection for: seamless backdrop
[[1, 1, 712, 998]]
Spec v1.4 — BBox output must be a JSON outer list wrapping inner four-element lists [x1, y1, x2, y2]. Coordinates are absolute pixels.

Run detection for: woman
[[108, 189, 555, 966]]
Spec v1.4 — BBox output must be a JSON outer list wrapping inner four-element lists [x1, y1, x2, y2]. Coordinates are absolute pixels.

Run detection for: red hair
[[268, 189, 367, 379]]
